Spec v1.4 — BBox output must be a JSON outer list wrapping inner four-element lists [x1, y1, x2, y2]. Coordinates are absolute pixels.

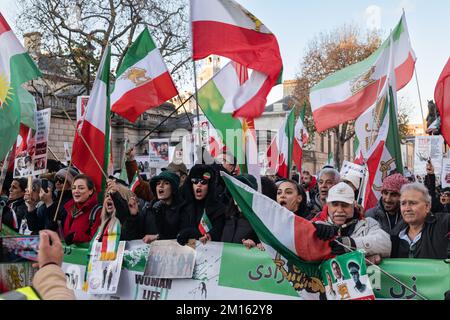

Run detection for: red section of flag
[[435, 58, 450, 146], [0, 13, 12, 35]]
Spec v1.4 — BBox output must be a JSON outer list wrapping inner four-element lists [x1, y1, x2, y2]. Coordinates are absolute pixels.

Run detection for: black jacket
[[391, 212, 450, 259], [121, 195, 183, 241], [2, 198, 27, 232], [178, 165, 226, 241], [221, 204, 259, 244], [25, 203, 58, 234], [365, 199, 403, 235]]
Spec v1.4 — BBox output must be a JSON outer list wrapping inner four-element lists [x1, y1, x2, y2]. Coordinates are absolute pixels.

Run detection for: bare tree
[[16, 0, 191, 95], [293, 24, 410, 168]]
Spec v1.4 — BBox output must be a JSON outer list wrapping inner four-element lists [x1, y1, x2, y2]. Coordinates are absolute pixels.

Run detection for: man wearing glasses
[[391, 183, 450, 259]]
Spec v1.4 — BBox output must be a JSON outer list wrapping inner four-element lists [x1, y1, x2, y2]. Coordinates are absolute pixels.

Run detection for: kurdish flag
[[129, 171, 140, 193], [191, 0, 282, 119], [221, 171, 331, 263], [198, 210, 212, 235], [0, 13, 41, 162], [111, 28, 178, 123], [72, 46, 111, 194], [310, 13, 415, 132]]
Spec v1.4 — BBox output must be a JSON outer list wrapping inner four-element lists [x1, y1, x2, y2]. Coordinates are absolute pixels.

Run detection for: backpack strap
[[86, 204, 102, 236]]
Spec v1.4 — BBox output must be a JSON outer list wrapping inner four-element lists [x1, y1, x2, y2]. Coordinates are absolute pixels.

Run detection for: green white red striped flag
[[293, 106, 308, 171], [198, 210, 212, 235], [129, 171, 140, 193], [0, 13, 41, 162], [72, 46, 111, 194], [220, 170, 331, 295], [111, 28, 178, 123], [197, 61, 256, 174], [355, 36, 403, 209], [191, 0, 282, 119], [310, 13, 415, 132], [266, 108, 295, 178]]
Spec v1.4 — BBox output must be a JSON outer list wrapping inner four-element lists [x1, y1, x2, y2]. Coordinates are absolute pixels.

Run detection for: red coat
[[63, 195, 102, 244]]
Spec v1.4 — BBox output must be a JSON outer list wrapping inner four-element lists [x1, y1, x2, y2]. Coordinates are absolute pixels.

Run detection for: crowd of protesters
[[1, 149, 449, 266]]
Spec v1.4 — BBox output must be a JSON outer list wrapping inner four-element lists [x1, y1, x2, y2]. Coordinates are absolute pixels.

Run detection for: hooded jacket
[[178, 165, 226, 241], [2, 198, 27, 232]]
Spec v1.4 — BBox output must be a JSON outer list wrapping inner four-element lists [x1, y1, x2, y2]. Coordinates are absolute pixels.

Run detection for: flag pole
[[0, 148, 13, 193], [413, 65, 427, 132], [192, 60, 203, 162], [134, 99, 193, 148]]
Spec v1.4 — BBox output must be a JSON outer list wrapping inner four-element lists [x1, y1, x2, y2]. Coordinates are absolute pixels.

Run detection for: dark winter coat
[[391, 212, 450, 259], [2, 198, 27, 232], [221, 204, 259, 244], [365, 199, 404, 235]]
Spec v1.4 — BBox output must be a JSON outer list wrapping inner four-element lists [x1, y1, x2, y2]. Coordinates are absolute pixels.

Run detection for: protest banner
[[320, 251, 375, 300], [76, 96, 90, 122], [148, 139, 170, 168], [340, 160, 366, 178], [414, 136, 444, 176], [135, 155, 151, 179], [441, 158, 450, 188], [32, 108, 51, 176], [1, 225, 449, 300]]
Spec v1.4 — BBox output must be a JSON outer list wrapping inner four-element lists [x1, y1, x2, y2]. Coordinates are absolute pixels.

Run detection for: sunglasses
[[191, 178, 208, 185], [55, 176, 65, 184]]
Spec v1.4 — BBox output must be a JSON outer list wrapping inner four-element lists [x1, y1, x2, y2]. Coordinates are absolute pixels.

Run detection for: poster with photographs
[[441, 158, 450, 188], [144, 240, 196, 279], [148, 139, 170, 168], [13, 108, 51, 178], [135, 155, 151, 179], [32, 108, 51, 176], [76, 96, 89, 122], [414, 136, 444, 176], [87, 241, 126, 295], [320, 251, 375, 300], [192, 116, 210, 149]]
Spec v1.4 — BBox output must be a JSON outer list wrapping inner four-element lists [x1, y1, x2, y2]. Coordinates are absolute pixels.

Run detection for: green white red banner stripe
[[221, 171, 331, 262], [129, 172, 140, 193], [111, 28, 178, 123], [310, 13, 415, 132]]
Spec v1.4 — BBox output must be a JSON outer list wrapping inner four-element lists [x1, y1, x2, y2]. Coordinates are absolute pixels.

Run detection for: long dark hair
[[277, 179, 307, 217]]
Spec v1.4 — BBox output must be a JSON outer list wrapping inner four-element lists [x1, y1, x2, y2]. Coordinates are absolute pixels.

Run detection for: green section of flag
[[100, 46, 112, 202], [197, 78, 244, 163], [119, 139, 129, 183], [0, 53, 41, 161], [218, 242, 299, 297], [311, 16, 404, 92], [386, 86, 403, 174], [115, 28, 157, 77]]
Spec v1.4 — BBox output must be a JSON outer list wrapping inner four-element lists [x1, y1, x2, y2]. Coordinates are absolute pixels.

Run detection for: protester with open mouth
[[177, 164, 225, 246], [125, 171, 183, 244], [311, 182, 391, 264], [277, 179, 312, 220], [62, 174, 102, 244]]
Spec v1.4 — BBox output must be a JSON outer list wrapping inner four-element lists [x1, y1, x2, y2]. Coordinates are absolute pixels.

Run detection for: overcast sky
[[3, 0, 450, 124]]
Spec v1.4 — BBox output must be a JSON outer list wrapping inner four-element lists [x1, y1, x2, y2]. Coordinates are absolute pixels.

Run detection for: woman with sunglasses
[[177, 165, 225, 246]]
